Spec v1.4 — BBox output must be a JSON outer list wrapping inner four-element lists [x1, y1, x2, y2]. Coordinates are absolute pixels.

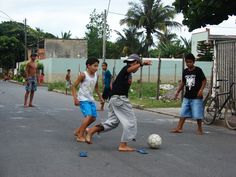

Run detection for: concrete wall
[[40, 58, 213, 84], [44, 39, 87, 59]]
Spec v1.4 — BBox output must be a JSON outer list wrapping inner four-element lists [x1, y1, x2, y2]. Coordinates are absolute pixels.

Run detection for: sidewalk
[[141, 107, 226, 128], [144, 107, 181, 118]]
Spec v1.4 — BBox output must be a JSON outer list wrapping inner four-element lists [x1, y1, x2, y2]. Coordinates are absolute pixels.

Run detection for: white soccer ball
[[147, 134, 162, 149]]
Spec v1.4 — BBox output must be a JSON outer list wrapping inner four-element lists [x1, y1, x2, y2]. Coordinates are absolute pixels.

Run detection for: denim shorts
[[79, 101, 97, 118], [180, 98, 204, 120]]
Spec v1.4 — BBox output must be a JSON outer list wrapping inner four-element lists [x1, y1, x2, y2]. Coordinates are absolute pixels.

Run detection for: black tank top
[[110, 65, 132, 97]]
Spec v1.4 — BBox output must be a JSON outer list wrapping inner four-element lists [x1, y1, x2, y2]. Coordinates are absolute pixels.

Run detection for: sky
[[0, 0, 236, 42]]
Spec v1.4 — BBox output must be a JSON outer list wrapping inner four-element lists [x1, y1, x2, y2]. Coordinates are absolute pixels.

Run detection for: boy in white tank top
[[72, 57, 104, 142]]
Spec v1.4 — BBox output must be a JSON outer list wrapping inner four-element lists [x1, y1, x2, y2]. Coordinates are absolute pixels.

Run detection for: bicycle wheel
[[224, 101, 236, 130], [204, 97, 218, 125]]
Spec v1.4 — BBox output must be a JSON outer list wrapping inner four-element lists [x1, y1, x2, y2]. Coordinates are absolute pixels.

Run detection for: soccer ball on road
[[147, 134, 162, 149]]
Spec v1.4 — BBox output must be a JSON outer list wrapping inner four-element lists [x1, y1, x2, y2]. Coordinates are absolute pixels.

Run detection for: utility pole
[[102, 9, 107, 62], [24, 18, 27, 61], [156, 56, 161, 100]]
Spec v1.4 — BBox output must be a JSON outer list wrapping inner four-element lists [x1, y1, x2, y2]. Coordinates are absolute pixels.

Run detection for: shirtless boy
[[24, 53, 38, 107]]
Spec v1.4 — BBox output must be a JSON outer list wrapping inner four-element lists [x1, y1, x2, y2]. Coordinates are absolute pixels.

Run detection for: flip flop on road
[[137, 148, 148, 154], [79, 151, 88, 157]]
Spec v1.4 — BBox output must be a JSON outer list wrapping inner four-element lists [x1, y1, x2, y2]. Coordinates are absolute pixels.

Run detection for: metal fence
[[216, 40, 236, 101]]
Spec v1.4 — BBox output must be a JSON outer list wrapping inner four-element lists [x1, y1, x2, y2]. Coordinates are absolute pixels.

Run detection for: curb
[[143, 108, 180, 118]]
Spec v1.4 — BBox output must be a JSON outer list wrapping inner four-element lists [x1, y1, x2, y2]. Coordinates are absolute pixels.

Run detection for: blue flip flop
[[79, 151, 88, 157], [137, 148, 148, 154]]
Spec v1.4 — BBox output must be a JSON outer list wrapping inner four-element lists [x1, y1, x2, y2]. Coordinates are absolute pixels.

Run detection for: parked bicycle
[[204, 79, 236, 129]]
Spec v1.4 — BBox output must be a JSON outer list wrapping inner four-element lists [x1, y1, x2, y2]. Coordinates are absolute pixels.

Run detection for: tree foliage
[[0, 36, 21, 70], [85, 9, 121, 59], [173, 0, 236, 31], [0, 21, 56, 71], [115, 27, 143, 56], [197, 41, 213, 61], [120, 0, 181, 57], [150, 31, 191, 58], [61, 31, 72, 39], [85, 9, 108, 58]]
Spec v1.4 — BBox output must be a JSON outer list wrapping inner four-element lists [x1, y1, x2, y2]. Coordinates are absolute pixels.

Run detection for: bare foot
[[170, 129, 183, 133], [24, 105, 28, 108], [74, 128, 80, 137], [85, 131, 93, 144], [74, 132, 78, 138], [28, 104, 35, 107], [196, 130, 203, 135], [76, 137, 86, 142], [118, 146, 136, 152]]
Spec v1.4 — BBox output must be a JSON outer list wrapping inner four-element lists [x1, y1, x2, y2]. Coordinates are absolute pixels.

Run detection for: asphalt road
[[0, 81, 236, 177]]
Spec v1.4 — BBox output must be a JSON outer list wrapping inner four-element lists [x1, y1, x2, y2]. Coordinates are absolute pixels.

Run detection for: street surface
[[0, 81, 236, 177]]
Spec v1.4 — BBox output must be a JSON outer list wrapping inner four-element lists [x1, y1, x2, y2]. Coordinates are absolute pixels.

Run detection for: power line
[[108, 11, 126, 16], [0, 9, 14, 21], [0, 15, 10, 20]]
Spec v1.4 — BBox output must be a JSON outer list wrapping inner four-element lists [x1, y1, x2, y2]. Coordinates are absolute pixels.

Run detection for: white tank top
[[78, 71, 98, 101]]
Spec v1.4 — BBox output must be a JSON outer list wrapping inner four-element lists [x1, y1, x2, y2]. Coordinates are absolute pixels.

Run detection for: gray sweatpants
[[101, 95, 137, 142]]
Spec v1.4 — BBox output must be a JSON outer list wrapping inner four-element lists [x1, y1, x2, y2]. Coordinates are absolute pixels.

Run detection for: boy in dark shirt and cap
[[85, 54, 151, 151]]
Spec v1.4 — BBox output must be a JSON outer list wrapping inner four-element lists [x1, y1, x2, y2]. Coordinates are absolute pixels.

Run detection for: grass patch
[[47, 80, 181, 108], [48, 81, 66, 91], [128, 82, 180, 108]]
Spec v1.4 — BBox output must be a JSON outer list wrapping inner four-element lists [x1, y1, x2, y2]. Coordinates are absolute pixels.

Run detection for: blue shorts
[[180, 98, 204, 120], [25, 76, 37, 92], [79, 101, 97, 118]]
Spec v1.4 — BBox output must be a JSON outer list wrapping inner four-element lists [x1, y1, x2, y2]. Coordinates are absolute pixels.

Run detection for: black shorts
[[102, 87, 111, 100]]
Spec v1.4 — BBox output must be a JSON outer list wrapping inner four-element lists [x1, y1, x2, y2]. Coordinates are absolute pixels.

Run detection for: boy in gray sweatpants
[[86, 54, 151, 152]]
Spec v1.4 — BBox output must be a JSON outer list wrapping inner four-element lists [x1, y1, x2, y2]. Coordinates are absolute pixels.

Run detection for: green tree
[[0, 21, 55, 67], [149, 30, 191, 58], [0, 36, 21, 71], [173, 0, 236, 31], [85, 9, 111, 58], [180, 36, 191, 54], [197, 41, 213, 61], [61, 31, 72, 39], [105, 41, 120, 59], [156, 40, 185, 58], [115, 27, 143, 56], [120, 0, 181, 57]]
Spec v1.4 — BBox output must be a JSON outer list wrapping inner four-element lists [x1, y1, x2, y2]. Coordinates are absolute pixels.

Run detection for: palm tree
[[180, 36, 191, 53], [120, 0, 181, 56], [156, 30, 191, 58], [158, 29, 178, 44], [61, 31, 72, 39], [115, 27, 143, 56]]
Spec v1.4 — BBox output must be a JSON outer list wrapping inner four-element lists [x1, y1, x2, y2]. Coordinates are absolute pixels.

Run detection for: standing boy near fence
[[85, 54, 151, 151], [65, 69, 72, 95], [24, 53, 38, 108], [171, 53, 206, 135], [100, 62, 112, 111], [72, 57, 104, 142]]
